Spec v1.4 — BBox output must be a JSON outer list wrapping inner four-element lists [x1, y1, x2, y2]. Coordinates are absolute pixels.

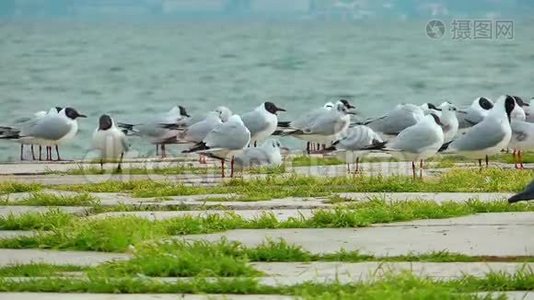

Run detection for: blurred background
[[0, 0, 533, 160]]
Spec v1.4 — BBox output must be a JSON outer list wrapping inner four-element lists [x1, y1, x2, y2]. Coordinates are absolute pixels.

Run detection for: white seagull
[[284, 101, 355, 148], [92, 114, 129, 171], [234, 139, 284, 169], [183, 114, 251, 178], [1, 107, 86, 161], [118, 105, 190, 158], [241, 101, 286, 147], [327, 125, 385, 173], [364, 103, 426, 140], [457, 97, 494, 129], [276, 99, 355, 152], [437, 102, 460, 144], [442, 95, 515, 167], [383, 113, 444, 179], [509, 120, 534, 169]]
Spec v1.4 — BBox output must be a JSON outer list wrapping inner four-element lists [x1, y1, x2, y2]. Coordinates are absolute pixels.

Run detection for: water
[[1, 20, 533, 161]]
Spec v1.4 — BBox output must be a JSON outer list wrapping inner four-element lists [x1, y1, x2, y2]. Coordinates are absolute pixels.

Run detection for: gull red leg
[[161, 144, 166, 158], [354, 157, 360, 174], [419, 159, 423, 179], [513, 150, 519, 169], [221, 160, 225, 178], [519, 151, 525, 169], [55, 145, 61, 161], [230, 157, 235, 178]]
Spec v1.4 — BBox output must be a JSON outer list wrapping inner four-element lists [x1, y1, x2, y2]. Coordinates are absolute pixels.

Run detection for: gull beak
[[276, 107, 286, 112], [347, 110, 358, 115], [434, 108, 442, 111], [78, 114, 87, 118], [457, 110, 468, 114]]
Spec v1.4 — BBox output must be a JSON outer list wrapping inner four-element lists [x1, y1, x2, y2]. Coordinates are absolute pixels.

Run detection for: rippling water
[[0, 20, 533, 161]]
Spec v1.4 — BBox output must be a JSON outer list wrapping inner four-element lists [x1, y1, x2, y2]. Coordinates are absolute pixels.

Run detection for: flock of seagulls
[[0, 95, 533, 182]]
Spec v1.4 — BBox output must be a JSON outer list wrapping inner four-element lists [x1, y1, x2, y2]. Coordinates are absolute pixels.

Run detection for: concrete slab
[[378, 212, 534, 227], [0, 230, 40, 239], [0, 293, 293, 300], [337, 192, 511, 203], [0, 249, 130, 267], [97, 195, 330, 210], [290, 162, 444, 178], [252, 262, 534, 285], [0, 190, 84, 202], [92, 209, 315, 222], [0, 206, 91, 217], [477, 292, 534, 300], [181, 213, 534, 256], [95, 193, 239, 207], [0, 159, 204, 175], [0, 174, 224, 186]]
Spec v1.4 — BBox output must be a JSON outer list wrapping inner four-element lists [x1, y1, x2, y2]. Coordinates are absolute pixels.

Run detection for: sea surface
[[1, 20, 533, 161]]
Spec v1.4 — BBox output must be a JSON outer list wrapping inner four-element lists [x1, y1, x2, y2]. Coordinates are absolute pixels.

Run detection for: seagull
[[382, 113, 444, 179], [234, 139, 284, 169], [437, 102, 459, 144], [215, 106, 233, 123], [183, 114, 250, 178], [1, 107, 86, 161], [0, 107, 62, 160], [508, 120, 534, 169], [118, 105, 190, 158], [457, 97, 494, 129], [524, 98, 534, 123], [508, 178, 534, 203], [326, 125, 385, 173], [283, 101, 355, 148], [364, 103, 426, 140], [442, 95, 515, 167], [92, 114, 129, 171], [510, 96, 527, 121], [276, 99, 354, 152], [420, 103, 441, 116], [241, 101, 286, 147]]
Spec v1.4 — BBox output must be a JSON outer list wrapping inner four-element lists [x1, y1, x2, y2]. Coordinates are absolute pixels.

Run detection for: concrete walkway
[[0, 206, 91, 217], [181, 213, 534, 256], [0, 294, 294, 300], [92, 209, 315, 222], [253, 261, 534, 285], [0, 249, 130, 267]]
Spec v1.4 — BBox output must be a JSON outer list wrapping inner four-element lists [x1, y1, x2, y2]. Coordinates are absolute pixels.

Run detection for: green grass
[[0, 182, 42, 195], [56, 165, 213, 176], [92, 239, 259, 278], [53, 168, 533, 200], [0, 209, 74, 230], [0, 263, 84, 277], [0, 192, 99, 207], [291, 155, 345, 167], [0, 269, 532, 297], [1, 198, 533, 252]]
